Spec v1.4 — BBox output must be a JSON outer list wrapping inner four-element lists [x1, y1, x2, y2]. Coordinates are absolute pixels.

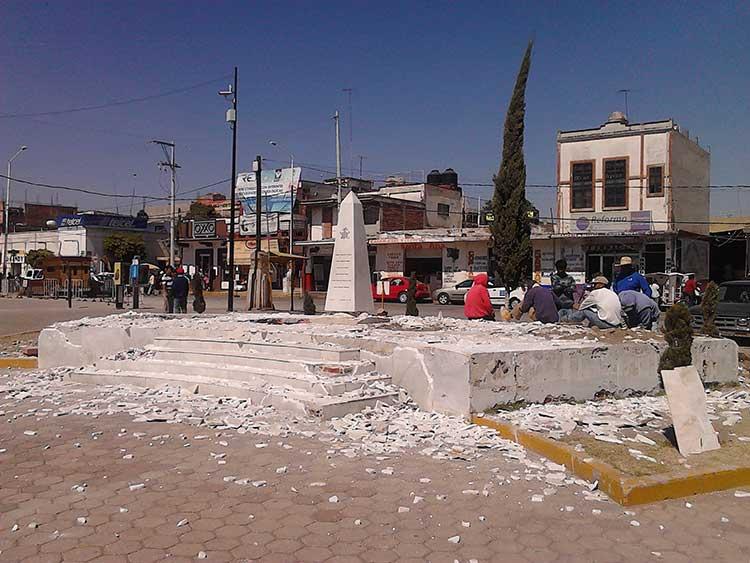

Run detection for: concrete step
[[91, 357, 390, 396], [69, 368, 397, 419], [144, 346, 375, 376], [152, 336, 360, 362]]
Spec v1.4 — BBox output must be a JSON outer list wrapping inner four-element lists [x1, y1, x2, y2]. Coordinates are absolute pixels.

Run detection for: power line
[[0, 75, 231, 118]]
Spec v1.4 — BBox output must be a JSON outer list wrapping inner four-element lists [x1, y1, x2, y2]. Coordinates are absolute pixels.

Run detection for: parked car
[[690, 280, 750, 339], [432, 277, 525, 308], [372, 276, 431, 303]]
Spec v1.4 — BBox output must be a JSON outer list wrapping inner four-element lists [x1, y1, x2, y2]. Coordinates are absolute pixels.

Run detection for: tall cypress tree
[[491, 42, 533, 292]]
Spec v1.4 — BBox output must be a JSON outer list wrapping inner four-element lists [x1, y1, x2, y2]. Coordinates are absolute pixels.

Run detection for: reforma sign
[[571, 210, 652, 233], [56, 214, 148, 230], [192, 219, 216, 239]]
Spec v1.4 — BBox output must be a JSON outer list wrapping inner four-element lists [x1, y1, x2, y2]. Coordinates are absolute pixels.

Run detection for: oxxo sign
[[193, 220, 216, 239]]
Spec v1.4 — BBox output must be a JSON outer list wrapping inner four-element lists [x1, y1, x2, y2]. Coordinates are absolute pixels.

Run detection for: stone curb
[[0, 357, 38, 369], [472, 414, 750, 506]]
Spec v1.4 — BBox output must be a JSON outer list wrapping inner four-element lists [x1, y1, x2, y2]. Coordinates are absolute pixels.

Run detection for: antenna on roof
[[617, 89, 631, 120]]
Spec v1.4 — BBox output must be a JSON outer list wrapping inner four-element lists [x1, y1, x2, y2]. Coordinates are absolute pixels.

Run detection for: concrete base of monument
[[38, 312, 738, 418]]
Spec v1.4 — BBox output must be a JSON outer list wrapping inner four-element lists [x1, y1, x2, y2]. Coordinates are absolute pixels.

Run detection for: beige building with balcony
[[532, 112, 711, 283]]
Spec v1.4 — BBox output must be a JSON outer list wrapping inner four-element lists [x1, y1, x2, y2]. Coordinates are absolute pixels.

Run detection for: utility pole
[[333, 110, 342, 205], [289, 154, 295, 313], [219, 67, 238, 311], [342, 88, 353, 174], [151, 140, 178, 266], [249, 155, 262, 309], [3, 145, 27, 284], [358, 155, 365, 179], [618, 88, 631, 118]]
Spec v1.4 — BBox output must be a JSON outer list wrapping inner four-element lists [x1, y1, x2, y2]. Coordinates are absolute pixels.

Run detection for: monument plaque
[[324, 192, 375, 313]]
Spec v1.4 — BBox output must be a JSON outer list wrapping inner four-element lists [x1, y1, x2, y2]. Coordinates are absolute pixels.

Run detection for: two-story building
[[532, 112, 711, 283]]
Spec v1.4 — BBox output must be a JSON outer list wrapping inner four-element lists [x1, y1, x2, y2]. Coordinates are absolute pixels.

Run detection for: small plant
[[303, 292, 316, 315], [405, 272, 419, 316], [659, 303, 694, 372], [701, 281, 720, 338]]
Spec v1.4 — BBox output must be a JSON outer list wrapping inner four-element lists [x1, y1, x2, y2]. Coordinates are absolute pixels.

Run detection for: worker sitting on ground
[[514, 278, 560, 324], [619, 289, 660, 330], [560, 275, 624, 329], [464, 273, 495, 321]]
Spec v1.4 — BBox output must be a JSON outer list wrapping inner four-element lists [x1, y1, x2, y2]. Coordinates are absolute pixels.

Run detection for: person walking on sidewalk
[[171, 267, 190, 314]]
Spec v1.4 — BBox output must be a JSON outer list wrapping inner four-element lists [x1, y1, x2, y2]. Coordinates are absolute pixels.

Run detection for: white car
[[433, 278, 525, 308]]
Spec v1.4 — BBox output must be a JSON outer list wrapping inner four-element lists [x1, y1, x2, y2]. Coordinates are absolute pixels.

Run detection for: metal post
[[249, 155, 262, 309], [334, 110, 342, 205], [67, 266, 72, 309], [2, 161, 10, 282], [169, 144, 176, 266], [289, 155, 295, 312], [227, 66, 239, 312], [3, 147, 27, 283]]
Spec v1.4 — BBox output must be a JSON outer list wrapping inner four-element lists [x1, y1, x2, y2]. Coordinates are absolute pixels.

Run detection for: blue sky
[[1, 1, 748, 217]]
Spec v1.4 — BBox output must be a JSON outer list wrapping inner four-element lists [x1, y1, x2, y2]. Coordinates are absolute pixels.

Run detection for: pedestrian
[[551, 259, 576, 311], [619, 290, 660, 330], [146, 272, 155, 295], [192, 271, 206, 313], [161, 266, 174, 313], [464, 273, 495, 321], [683, 274, 698, 306], [171, 267, 190, 313], [613, 257, 652, 297], [515, 278, 560, 324], [562, 275, 624, 329]]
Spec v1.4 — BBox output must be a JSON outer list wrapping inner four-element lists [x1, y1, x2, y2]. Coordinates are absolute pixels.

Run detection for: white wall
[[558, 132, 671, 233], [670, 131, 711, 235]]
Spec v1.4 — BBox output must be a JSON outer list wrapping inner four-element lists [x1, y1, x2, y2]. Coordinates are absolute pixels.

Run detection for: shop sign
[[571, 210, 652, 233], [193, 220, 216, 239]]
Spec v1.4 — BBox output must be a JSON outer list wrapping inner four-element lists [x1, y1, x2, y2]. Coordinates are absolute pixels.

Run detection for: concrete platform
[[38, 312, 739, 418]]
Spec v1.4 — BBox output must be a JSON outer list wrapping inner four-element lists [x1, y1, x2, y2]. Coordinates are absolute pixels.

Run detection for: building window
[[363, 204, 379, 225], [648, 165, 664, 196], [604, 158, 627, 208], [571, 162, 594, 210], [437, 203, 450, 217]]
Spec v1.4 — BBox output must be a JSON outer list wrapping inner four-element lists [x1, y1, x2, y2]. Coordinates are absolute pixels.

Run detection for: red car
[[372, 276, 432, 303]]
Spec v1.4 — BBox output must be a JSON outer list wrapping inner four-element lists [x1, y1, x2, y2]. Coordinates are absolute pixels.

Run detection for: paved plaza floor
[[1, 371, 750, 563]]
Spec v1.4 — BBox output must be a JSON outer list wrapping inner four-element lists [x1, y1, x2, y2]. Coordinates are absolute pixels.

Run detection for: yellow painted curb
[[0, 357, 38, 369], [472, 415, 750, 506]]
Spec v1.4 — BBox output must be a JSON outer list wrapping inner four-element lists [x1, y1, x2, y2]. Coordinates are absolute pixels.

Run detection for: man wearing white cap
[[560, 276, 623, 329], [613, 256, 652, 297]]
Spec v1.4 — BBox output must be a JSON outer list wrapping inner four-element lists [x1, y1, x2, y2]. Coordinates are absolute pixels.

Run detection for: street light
[[219, 67, 238, 312], [268, 140, 297, 312], [3, 145, 28, 283]]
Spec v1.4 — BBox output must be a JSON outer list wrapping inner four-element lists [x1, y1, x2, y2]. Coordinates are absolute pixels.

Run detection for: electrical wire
[[0, 75, 232, 119]]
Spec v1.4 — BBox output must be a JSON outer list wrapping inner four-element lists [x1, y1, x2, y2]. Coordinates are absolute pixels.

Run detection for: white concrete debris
[[76, 517, 87, 525], [328, 495, 339, 503], [489, 384, 750, 448], [176, 518, 189, 527], [23, 430, 37, 436], [197, 551, 207, 559], [734, 490, 750, 498], [398, 506, 410, 513], [448, 535, 461, 544], [129, 483, 145, 491]]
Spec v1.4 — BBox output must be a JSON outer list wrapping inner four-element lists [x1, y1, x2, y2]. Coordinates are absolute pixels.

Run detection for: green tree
[[701, 281, 720, 337], [186, 202, 215, 220], [25, 249, 54, 268], [103, 232, 146, 262], [659, 303, 694, 372], [405, 272, 419, 316], [490, 41, 534, 293]]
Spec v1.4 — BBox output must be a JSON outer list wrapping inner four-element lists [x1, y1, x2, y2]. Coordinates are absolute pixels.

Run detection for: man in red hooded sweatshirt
[[464, 273, 495, 321]]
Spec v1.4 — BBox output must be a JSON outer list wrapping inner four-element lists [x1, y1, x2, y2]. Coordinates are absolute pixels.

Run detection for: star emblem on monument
[[339, 227, 350, 239]]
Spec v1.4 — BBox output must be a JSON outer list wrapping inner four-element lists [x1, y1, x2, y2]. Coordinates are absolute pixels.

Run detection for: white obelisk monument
[[324, 192, 375, 313]]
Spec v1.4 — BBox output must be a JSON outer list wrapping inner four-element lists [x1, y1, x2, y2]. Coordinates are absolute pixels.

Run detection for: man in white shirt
[[559, 276, 624, 329]]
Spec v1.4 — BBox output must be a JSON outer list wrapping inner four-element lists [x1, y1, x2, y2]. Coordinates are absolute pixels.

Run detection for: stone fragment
[[662, 366, 720, 456], [448, 535, 461, 544], [329, 495, 339, 503], [275, 466, 287, 474], [398, 506, 410, 513], [734, 490, 750, 498], [177, 518, 189, 527], [76, 517, 87, 525], [129, 483, 145, 491], [23, 430, 37, 436], [630, 520, 640, 527], [531, 495, 544, 503], [198, 551, 207, 559]]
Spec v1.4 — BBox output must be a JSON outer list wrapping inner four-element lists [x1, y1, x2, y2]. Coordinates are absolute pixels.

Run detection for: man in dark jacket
[[551, 259, 576, 311], [171, 267, 190, 313], [516, 279, 560, 324]]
